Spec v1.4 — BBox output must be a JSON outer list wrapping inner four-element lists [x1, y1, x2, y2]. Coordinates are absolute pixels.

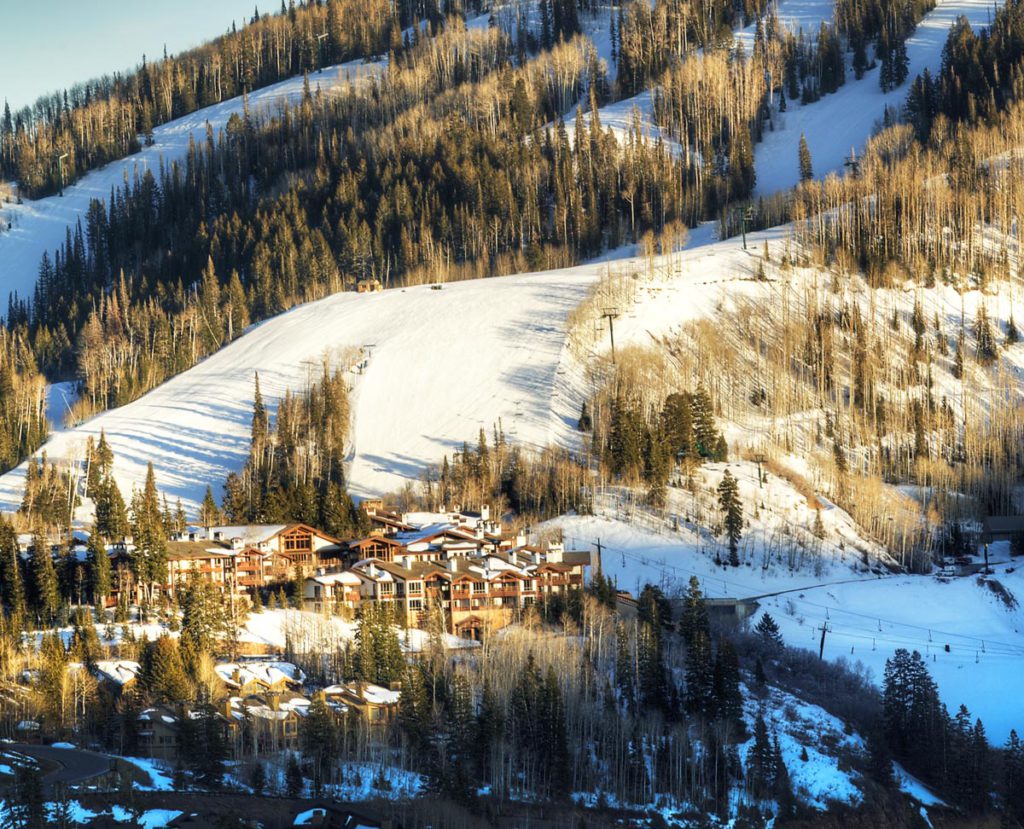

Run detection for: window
[[409, 599, 423, 611], [472, 581, 487, 594], [283, 533, 311, 552], [408, 581, 423, 595], [379, 583, 394, 595]]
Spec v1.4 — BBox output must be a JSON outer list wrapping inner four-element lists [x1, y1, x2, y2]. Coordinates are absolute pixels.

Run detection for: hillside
[[0, 59, 385, 305]]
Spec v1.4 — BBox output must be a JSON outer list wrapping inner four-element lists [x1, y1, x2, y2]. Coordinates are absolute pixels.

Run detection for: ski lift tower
[[601, 307, 620, 364]]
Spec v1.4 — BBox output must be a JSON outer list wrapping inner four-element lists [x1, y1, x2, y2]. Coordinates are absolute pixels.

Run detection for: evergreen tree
[[87, 528, 111, 607], [285, 752, 304, 798], [712, 639, 743, 722], [717, 470, 743, 565], [0, 518, 26, 618], [679, 576, 710, 648], [798, 133, 814, 182], [691, 386, 719, 458], [746, 712, 776, 798], [130, 462, 167, 607], [1005, 729, 1024, 826], [30, 531, 59, 623], [577, 400, 592, 432], [755, 613, 784, 650], [685, 629, 715, 718], [138, 634, 192, 703], [301, 693, 338, 797]]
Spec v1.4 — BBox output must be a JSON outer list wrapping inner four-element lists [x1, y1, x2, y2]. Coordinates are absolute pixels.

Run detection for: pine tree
[[746, 713, 776, 798], [755, 613, 784, 650], [30, 531, 60, 623], [1005, 729, 1024, 825], [301, 693, 338, 797], [0, 518, 26, 618], [975, 304, 998, 364], [251, 372, 269, 450], [615, 621, 637, 712], [717, 470, 743, 565], [130, 463, 167, 607], [285, 752, 304, 798], [577, 400, 592, 432], [679, 576, 709, 648], [691, 386, 718, 458], [138, 634, 192, 703], [712, 639, 743, 722], [685, 629, 715, 718], [87, 528, 111, 607], [198, 486, 220, 529], [798, 133, 814, 182]]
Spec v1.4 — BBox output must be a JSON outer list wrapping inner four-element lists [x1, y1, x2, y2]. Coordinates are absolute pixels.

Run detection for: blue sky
[[3, 0, 263, 112]]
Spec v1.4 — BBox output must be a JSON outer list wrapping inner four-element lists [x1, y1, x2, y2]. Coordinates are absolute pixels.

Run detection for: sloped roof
[[214, 661, 306, 689]]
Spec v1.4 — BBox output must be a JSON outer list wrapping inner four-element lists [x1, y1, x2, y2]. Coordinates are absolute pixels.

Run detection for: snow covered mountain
[[0, 58, 384, 305]]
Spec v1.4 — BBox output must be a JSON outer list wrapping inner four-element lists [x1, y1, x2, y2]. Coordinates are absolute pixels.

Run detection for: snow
[[754, 0, 998, 194], [45, 382, 78, 430], [214, 660, 306, 688], [893, 762, 948, 806], [741, 684, 863, 809], [734, 0, 839, 53], [0, 264, 605, 513], [49, 741, 76, 749], [116, 755, 175, 791], [240, 608, 477, 654], [138, 810, 184, 828], [0, 59, 386, 308], [557, 505, 1024, 742], [94, 660, 141, 686]]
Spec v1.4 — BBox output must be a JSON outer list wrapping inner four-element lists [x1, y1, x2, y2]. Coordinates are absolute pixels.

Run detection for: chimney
[[401, 555, 413, 570], [447, 558, 458, 573], [222, 698, 233, 721]]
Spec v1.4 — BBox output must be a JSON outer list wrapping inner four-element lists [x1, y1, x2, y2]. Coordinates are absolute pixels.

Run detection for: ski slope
[[548, 512, 1024, 743], [754, 0, 998, 194], [0, 59, 385, 307], [0, 224, 770, 514]]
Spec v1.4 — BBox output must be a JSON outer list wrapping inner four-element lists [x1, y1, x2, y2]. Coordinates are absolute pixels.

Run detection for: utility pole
[[601, 308, 619, 363], [593, 537, 604, 575], [316, 31, 328, 73], [818, 622, 829, 659], [56, 152, 68, 197]]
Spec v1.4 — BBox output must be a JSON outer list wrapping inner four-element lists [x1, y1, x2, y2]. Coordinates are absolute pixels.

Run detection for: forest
[[0, 0, 955, 480]]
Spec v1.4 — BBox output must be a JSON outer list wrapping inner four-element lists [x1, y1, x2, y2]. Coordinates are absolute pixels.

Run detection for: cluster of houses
[[86, 503, 594, 641], [90, 657, 402, 762]]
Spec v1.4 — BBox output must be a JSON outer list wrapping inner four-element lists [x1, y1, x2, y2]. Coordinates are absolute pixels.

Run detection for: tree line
[[0, 0, 434, 198]]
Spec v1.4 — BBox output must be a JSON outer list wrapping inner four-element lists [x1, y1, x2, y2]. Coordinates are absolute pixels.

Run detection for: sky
[[1, 0, 263, 112]]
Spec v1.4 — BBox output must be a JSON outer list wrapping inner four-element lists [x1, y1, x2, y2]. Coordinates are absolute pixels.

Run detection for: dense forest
[[0, 0, 482, 198], [0, 0, 951, 478]]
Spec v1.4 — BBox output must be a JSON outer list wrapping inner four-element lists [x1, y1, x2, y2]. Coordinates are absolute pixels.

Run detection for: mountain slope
[[753, 0, 996, 193], [0, 59, 385, 306]]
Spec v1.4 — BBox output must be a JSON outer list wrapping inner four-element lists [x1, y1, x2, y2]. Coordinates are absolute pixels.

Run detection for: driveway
[[2, 744, 112, 795]]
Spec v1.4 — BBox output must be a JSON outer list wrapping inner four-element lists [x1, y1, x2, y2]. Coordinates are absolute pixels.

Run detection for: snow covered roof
[[323, 682, 400, 705], [310, 571, 361, 586], [214, 661, 306, 689], [209, 525, 289, 545], [93, 660, 141, 686]]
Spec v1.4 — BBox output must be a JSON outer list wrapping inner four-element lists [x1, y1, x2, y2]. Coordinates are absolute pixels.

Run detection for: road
[[2, 743, 112, 795]]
